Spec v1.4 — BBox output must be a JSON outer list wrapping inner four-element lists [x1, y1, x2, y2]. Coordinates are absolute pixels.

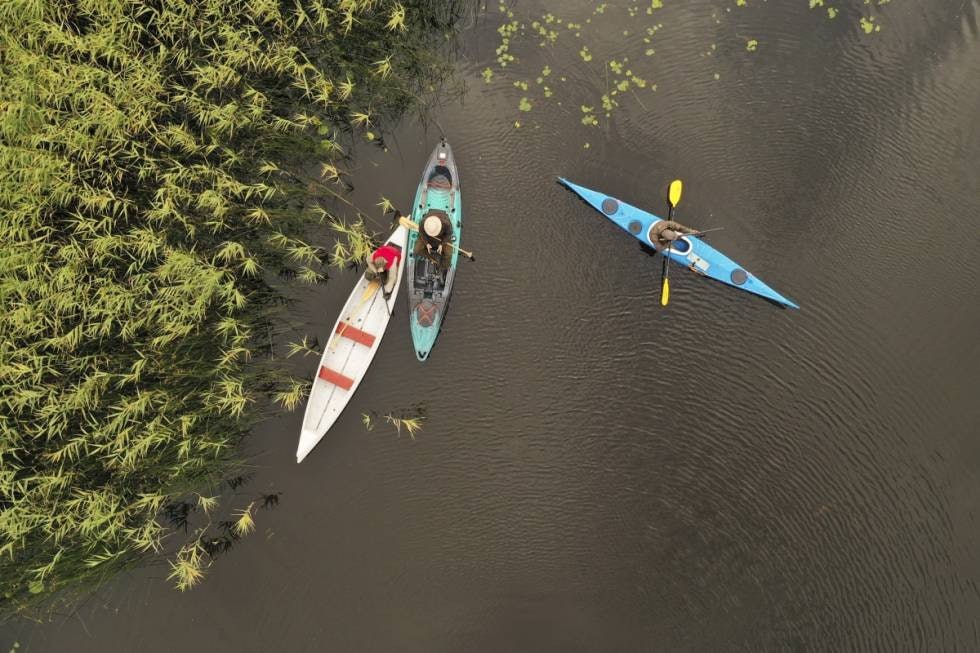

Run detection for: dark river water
[[6, 1, 980, 650]]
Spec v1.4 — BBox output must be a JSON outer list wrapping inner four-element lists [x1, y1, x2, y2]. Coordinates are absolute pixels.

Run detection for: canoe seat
[[335, 322, 376, 347], [318, 366, 354, 390]]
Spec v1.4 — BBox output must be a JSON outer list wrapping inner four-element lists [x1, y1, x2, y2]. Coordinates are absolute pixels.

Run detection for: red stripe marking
[[318, 366, 354, 390], [335, 322, 376, 347]]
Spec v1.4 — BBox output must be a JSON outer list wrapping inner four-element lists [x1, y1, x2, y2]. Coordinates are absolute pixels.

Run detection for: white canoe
[[297, 225, 408, 462]]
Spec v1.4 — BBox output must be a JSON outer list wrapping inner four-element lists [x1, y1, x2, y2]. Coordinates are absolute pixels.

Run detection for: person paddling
[[650, 219, 698, 250], [414, 210, 454, 270], [364, 242, 402, 299]]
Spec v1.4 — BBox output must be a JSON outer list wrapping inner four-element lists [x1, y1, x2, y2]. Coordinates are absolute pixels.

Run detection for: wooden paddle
[[398, 216, 475, 261], [328, 279, 381, 351], [661, 179, 683, 306]]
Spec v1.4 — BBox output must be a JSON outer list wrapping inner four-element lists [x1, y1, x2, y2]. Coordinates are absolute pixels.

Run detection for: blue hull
[[406, 141, 463, 360], [558, 178, 799, 309]]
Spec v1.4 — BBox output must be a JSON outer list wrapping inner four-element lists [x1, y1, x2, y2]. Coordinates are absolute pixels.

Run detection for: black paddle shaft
[[662, 204, 676, 286]]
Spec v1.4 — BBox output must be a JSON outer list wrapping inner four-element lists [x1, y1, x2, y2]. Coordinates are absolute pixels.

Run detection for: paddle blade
[[668, 179, 683, 208], [661, 278, 670, 306], [361, 278, 381, 300], [398, 216, 420, 231]]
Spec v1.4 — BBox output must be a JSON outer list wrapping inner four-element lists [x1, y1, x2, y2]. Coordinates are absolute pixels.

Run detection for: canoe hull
[[297, 225, 408, 462], [406, 140, 464, 360], [558, 178, 799, 309]]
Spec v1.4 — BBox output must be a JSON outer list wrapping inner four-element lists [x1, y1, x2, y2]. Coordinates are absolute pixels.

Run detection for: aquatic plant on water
[[484, 0, 898, 140], [0, 0, 467, 615]]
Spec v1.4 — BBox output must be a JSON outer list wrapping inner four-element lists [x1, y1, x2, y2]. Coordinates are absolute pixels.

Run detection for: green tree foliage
[[0, 0, 464, 614]]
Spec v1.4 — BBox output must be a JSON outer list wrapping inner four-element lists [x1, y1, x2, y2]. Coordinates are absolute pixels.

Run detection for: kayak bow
[[558, 178, 799, 309], [297, 225, 408, 462]]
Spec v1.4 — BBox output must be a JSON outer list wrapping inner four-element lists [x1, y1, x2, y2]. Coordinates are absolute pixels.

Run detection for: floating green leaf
[[860, 16, 881, 33]]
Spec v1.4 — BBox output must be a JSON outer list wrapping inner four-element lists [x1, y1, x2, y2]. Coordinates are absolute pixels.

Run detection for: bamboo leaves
[[386, 4, 407, 32], [273, 378, 307, 411], [1, 0, 466, 615], [168, 540, 208, 592]]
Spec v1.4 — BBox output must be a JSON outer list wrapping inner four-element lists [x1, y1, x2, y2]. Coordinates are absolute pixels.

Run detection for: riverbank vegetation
[[0, 0, 466, 616]]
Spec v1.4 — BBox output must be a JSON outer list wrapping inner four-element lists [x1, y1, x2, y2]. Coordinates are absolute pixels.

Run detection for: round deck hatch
[[628, 220, 642, 234], [730, 268, 748, 285], [601, 198, 619, 215]]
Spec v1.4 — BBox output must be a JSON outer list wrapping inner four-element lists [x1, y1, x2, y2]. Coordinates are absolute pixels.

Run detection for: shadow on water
[[160, 474, 283, 560]]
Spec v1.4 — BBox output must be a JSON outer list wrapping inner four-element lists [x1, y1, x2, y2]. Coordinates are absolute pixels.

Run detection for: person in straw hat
[[414, 210, 454, 270]]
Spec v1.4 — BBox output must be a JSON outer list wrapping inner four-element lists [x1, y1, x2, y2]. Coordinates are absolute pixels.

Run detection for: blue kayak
[[406, 140, 463, 360], [558, 178, 799, 309]]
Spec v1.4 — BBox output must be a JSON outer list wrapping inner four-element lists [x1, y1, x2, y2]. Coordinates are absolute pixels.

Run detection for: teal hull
[[406, 140, 463, 360], [559, 178, 799, 309]]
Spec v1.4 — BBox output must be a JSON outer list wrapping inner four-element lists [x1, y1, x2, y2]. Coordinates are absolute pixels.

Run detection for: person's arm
[[364, 252, 378, 279], [662, 221, 697, 234]]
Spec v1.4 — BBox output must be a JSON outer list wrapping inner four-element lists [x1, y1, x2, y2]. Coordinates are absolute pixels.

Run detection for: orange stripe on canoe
[[334, 322, 376, 348], [317, 366, 354, 390]]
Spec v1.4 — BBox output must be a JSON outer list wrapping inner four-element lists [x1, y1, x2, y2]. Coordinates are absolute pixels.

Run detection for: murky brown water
[[6, 1, 980, 650]]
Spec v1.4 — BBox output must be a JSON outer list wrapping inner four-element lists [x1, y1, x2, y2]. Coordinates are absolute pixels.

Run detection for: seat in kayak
[[428, 166, 452, 189]]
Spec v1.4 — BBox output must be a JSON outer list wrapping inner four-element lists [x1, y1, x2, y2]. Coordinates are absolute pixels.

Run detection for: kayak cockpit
[[428, 166, 452, 189]]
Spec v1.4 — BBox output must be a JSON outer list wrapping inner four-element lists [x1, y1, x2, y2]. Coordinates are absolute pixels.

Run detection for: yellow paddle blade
[[668, 179, 683, 208], [398, 215, 420, 231], [360, 278, 381, 300], [661, 278, 670, 306]]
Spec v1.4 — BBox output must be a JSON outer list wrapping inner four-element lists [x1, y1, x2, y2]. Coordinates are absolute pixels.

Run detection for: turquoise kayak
[[559, 178, 799, 309], [406, 140, 463, 360]]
